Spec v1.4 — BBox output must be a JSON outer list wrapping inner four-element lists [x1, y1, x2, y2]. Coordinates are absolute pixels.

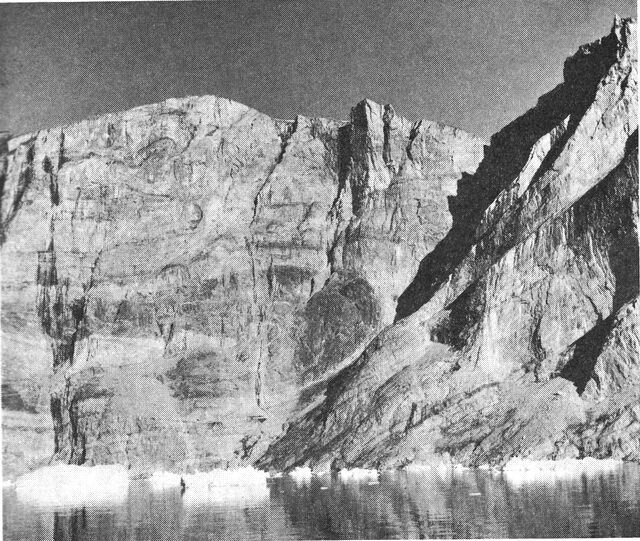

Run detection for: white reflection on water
[[287, 466, 313, 486], [182, 483, 270, 507], [337, 467, 379, 482], [501, 457, 624, 486], [14, 465, 129, 509], [3, 464, 640, 540]]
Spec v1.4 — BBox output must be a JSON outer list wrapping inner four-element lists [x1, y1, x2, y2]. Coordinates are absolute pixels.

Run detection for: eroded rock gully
[[1, 17, 637, 477]]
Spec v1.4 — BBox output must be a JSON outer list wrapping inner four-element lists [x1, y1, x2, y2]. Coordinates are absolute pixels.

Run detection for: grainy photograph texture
[[0, 1, 639, 539]]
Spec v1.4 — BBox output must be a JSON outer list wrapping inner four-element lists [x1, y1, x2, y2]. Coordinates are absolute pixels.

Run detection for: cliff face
[[2, 18, 637, 478], [0, 91, 482, 475], [259, 16, 639, 471]]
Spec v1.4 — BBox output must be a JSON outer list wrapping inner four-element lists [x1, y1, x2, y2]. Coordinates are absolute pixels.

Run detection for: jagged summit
[[6, 94, 479, 157]]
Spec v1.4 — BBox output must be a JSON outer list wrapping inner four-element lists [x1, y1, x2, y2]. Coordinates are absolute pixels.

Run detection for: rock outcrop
[[259, 16, 639, 471], [0, 90, 483, 476], [1, 17, 637, 478]]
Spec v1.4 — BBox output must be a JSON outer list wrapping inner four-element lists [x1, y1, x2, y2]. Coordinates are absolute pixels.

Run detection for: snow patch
[[15, 465, 129, 507]]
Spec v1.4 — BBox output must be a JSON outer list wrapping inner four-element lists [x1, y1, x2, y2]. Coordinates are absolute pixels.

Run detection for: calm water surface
[[4, 465, 640, 540]]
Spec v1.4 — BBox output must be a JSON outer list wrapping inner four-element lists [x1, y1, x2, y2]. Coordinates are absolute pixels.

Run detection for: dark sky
[[0, 0, 635, 138]]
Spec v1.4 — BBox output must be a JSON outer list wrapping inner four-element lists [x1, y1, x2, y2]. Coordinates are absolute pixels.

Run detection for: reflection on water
[[4, 464, 640, 540]]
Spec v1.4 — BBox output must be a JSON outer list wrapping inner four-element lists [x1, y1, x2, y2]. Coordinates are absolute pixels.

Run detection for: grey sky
[[0, 0, 635, 137]]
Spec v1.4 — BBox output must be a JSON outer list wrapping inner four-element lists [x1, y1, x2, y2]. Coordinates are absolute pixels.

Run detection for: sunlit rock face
[[0, 89, 483, 475], [260, 16, 639, 471]]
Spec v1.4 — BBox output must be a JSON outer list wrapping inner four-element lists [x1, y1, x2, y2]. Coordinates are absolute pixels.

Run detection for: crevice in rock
[[244, 119, 301, 409], [382, 104, 395, 169], [50, 395, 64, 454], [236, 434, 260, 460], [68, 394, 86, 464], [406, 121, 422, 162], [0, 138, 36, 246], [266, 257, 275, 297], [255, 337, 265, 408], [36, 222, 102, 464], [43, 156, 60, 206], [558, 315, 613, 394], [348, 100, 378, 218], [245, 238, 267, 409], [50, 383, 87, 465], [327, 125, 352, 219], [58, 129, 69, 170], [428, 285, 485, 351], [326, 124, 352, 275], [106, 123, 117, 147], [250, 116, 298, 228], [37, 243, 101, 368]]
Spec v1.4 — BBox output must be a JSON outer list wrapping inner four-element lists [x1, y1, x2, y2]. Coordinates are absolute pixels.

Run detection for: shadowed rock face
[[259, 16, 639, 471], [0, 91, 483, 475]]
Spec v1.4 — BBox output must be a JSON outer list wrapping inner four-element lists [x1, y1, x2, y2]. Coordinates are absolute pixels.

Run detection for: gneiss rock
[[0, 92, 482, 475], [258, 16, 639, 471]]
